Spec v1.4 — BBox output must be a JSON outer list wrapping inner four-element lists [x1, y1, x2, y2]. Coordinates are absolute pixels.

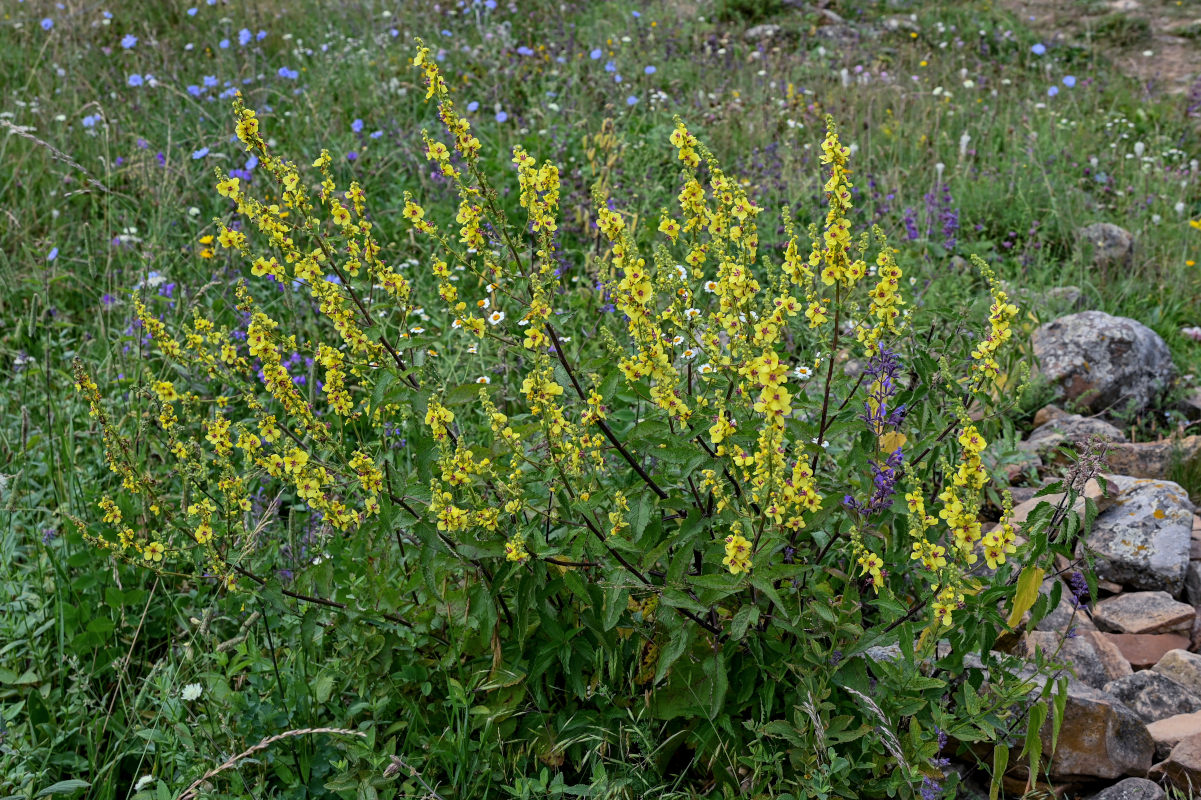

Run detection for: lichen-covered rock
[[1024, 631, 1128, 689], [1039, 680, 1154, 781], [1103, 671, 1201, 724], [1082, 476, 1193, 594], [1032, 311, 1174, 415], [1152, 650, 1201, 697], [1078, 222, 1135, 269], [1022, 413, 1127, 460], [1105, 436, 1201, 481], [1085, 777, 1165, 800], [1094, 591, 1196, 635]]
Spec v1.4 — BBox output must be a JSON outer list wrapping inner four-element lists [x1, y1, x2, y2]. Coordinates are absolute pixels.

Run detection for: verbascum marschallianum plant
[[74, 41, 1083, 798]]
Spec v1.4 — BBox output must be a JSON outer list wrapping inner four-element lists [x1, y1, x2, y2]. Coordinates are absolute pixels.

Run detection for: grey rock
[[1094, 591, 1196, 634], [1025, 630, 1129, 690], [1085, 777, 1165, 800], [1046, 285, 1085, 309], [1152, 650, 1201, 697], [864, 644, 901, 663], [1079, 222, 1135, 269], [1022, 413, 1127, 459], [1103, 671, 1201, 724], [1040, 680, 1154, 780], [743, 24, 783, 42], [1033, 577, 1098, 634], [1187, 562, 1201, 607], [1083, 476, 1194, 594], [1032, 311, 1175, 415]]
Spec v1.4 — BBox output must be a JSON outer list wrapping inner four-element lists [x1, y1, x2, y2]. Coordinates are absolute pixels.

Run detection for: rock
[[1034, 404, 1068, 427], [1084, 476, 1194, 594], [743, 23, 783, 41], [1010, 486, 1039, 507], [1012, 477, 1115, 529], [1103, 671, 1201, 723], [1085, 777, 1166, 800], [1094, 592, 1196, 634], [1147, 711, 1201, 759], [864, 643, 902, 663], [880, 16, 920, 34], [1105, 436, 1201, 481], [1046, 285, 1086, 309], [1188, 563, 1201, 606], [814, 24, 865, 44], [1022, 413, 1127, 460], [1032, 311, 1174, 415], [1103, 633, 1193, 670], [1078, 222, 1135, 270], [1034, 577, 1098, 634], [1024, 631, 1129, 689], [1176, 388, 1201, 421], [1152, 650, 1201, 696], [1040, 680, 1154, 780], [1149, 731, 1201, 790]]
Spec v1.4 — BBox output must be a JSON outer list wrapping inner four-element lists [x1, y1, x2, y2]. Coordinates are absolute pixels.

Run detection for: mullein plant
[[72, 41, 1079, 797]]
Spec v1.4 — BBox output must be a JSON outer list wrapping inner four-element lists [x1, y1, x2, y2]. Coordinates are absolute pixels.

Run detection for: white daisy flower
[[467, 344, 479, 354], [703, 280, 718, 293], [698, 363, 714, 375], [476, 376, 491, 384], [486, 283, 499, 292], [674, 264, 687, 280], [794, 365, 813, 381], [685, 307, 701, 320], [409, 326, 424, 334], [682, 348, 698, 360], [488, 311, 505, 325], [451, 319, 463, 329], [477, 298, 490, 310], [811, 437, 830, 449], [671, 335, 684, 345]]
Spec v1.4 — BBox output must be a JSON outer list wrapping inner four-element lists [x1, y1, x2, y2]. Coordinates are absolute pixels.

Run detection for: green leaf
[[730, 604, 759, 640], [314, 672, 335, 704], [36, 781, 90, 798], [1023, 700, 1047, 783], [654, 622, 692, 684], [1006, 565, 1045, 629], [602, 584, 628, 632], [989, 745, 1008, 800], [1052, 676, 1068, 752]]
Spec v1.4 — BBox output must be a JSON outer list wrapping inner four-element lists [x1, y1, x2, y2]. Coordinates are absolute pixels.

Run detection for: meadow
[[2, 0, 1201, 798]]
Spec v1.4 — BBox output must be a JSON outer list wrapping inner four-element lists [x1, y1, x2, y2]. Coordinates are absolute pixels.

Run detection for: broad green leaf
[[602, 583, 628, 631], [36, 781, 90, 798], [730, 604, 759, 640]]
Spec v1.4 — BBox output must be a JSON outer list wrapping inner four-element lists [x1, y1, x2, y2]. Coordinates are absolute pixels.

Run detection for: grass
[[1, 0, 1199, 797]]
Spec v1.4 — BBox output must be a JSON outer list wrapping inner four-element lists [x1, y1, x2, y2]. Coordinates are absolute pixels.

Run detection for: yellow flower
[[722, 533, 753, 575], [144, 541, 165, 562]]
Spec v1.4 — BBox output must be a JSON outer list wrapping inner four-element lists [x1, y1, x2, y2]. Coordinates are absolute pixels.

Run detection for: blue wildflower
[[121, 34, 138, 48]]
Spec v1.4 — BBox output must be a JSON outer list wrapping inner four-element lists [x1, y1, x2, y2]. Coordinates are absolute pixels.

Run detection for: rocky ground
[[938, 222, 1201, 797]]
